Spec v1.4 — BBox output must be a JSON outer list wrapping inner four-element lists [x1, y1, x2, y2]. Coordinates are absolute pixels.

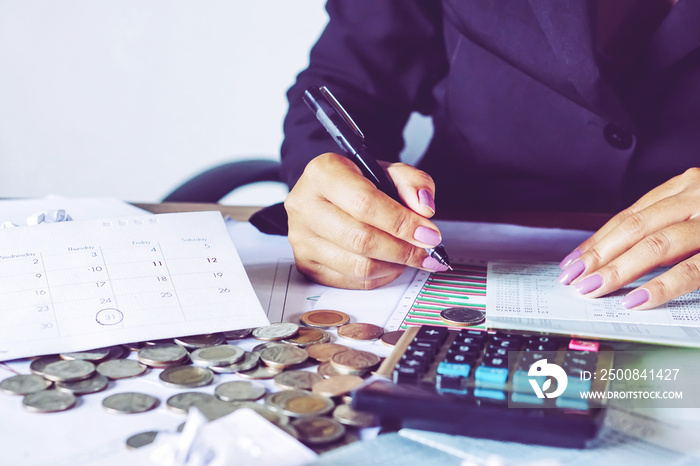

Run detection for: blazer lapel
[[528, 0, 634, 129]]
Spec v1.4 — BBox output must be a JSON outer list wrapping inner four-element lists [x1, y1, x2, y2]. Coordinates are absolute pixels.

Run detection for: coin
[[439, 306, 486, 326], [291, 417, 346, 445], [0, 374, 52, 395], [337, 323, 384, 341], [311, 375, 363, 398], [236, 365, 281, 380], [138, 344, 188, 368], [60, 347, 112, 362], [380, 330, 405, 347], [210, 351, 260, 374], [144, 339, 175, 346], [317, 361, 343, 378], [306, 343, 351, 363], [102, 392, 159, 414], [42, 360, 96, 383], [274, 370, 323, 391], [122, 342, 145, 352], [126, 431, 159, 450], [97, 359, 147, 379], [57, 374, 109, 395], [252, 342, 288, 354], [223, 328, 253, 340], [174, 333, 226, 350], [300, 310, 350, 328], [29, 355, 63, 376], [193, 397, 238, 421], [265, 390, 334, 418], [166, 392, 218, 415], [214, 381, 266, 402], [159, 366, 214, 389], [190, 345, 245, 367], [259, 345, 308, 369], [283, 327, 329, 347], [23, 389, 76, 413], [233, 401, 290, 426], [330, 349, 381, 375], [332, 403, 378, 428], [252, 323, 300, 341]]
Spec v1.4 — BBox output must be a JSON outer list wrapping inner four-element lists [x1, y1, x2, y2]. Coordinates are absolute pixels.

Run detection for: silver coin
[[138, 344, 188, 367], [291, 417, 346, 445], [23, 390, 76, 413], [233, 401, 290, 426], [259, 345, 308, 369], [159, 365, 214, 389], [252, 323, 300, 341], [210, 351, 260, 374], [143, 339, 175, 346], [166, 391, 218, 415], [190, 345, 245, 367], [122, 342, 145, 352], [174, 333, 226, 350], [29, 355, 62, 376], [274, 370, 323, 391], [126, 431, 159, 450], [439, 306, 486, 326], [42, 360, 96, 383], [215, 381, 267, 402], [0, 374, 52, 395], [265, 390, 334, 418], [108, 345, 129, 359], [252, 342, 287, 354], [332, 403, 379, 428], [60, 347, 111, 362], [102, 392, 159, 414], [236, 365, 281, 380], [223, 328, 253, 340], [194, 397, 239, 421], [97, 359, 147, 379], [56, 374, 109, 395]]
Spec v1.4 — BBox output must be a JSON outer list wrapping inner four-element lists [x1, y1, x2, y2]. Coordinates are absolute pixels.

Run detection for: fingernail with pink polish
[[558, 260, 585, 285], [422, 256, 449, 272], [575, 274, 602, 294], [559, 248, 582, 269], [418, 189, 435, 213], [414, 226, 441, 247], [621, 289, 650, 309]]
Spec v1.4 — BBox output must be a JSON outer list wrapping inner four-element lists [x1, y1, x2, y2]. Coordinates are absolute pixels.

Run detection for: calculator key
[[393, 366, 421, 384], [519, 352, 547, 369], [568, 339, 600, 352], [436, 374, 468, 396], [407, 342, 436, 356], [564, 375, 592, 394], [555, 396, 589, 411], [562, 362, 593, 378], [474, 387, 506, 401], [415, 326, 448, 344], [482, 356, 508, 368], [445, 352, 477, 365], [511, 391, 545, 406], [452, 337, 485, 347], [564, 351, 597, 366], [524, 341, 558, 352], [493, 333, 523, 343], [484, 348, 508, 359], [511, 369, 533, 393], [398, 358, 428, 372], [437, 361, 471, 378], [448, 343, 483, 354], [489, 340, 518, 350], [459, 329, 486, 337], [403, 349, 433, 364], [474, 366, 509, 389]]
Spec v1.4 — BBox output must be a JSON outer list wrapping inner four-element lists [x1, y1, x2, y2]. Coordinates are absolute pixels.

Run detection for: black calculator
[[352, 325, 613, 448]]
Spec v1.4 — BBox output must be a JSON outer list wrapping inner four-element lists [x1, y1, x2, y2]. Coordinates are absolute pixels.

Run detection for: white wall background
[[0, 0, 328, 205]]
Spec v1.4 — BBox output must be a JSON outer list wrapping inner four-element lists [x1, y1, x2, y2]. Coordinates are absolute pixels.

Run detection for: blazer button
[[604, 123, 634, 150]]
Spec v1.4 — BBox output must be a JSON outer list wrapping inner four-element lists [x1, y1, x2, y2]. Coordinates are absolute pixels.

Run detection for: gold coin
[[283, 327, 329, 347], [337, 323, 384, 341], [274, 370, 323, 391], [291, 417, 345, 445], [300, 310, 350, 328], [159, 366, 213, 389], [330, 349, 381, 375], [380, 330, 405, 347], [265, 390, 334, 418], [332, 403, 378, 428], [306, 343, 350, 363], [311, 375, 363, 398]]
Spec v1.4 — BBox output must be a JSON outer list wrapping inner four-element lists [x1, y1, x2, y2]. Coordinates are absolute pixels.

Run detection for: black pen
[[302, 85, 452, 271]]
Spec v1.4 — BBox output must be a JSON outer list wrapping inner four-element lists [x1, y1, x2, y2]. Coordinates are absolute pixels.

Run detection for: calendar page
[[0, 211, 269, 361]]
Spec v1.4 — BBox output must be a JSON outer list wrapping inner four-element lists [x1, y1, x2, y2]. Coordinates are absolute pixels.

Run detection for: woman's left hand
[[558, 168, 700, 309]]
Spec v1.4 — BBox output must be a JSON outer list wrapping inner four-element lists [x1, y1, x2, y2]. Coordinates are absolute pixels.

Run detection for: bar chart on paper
[[385, 263, 488, 331]]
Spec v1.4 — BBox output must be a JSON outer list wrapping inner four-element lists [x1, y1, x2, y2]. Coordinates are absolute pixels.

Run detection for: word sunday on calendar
[[0, 211, 268, 361]]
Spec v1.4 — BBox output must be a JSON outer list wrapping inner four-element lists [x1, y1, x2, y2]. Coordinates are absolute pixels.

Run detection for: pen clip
[[317, 86, 365, 140]]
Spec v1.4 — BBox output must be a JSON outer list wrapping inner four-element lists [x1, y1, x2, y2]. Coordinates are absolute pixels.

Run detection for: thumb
[[386, 163, 436, 218]]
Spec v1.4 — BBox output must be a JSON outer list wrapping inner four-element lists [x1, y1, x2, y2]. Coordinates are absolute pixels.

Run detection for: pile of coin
[[1, 309, 383, 451]]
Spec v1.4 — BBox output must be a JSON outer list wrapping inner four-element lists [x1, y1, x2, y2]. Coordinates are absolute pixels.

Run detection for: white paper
[[487, 261, 700, 347], [0, 211, 269, 360], [0, 196, 148, 224]]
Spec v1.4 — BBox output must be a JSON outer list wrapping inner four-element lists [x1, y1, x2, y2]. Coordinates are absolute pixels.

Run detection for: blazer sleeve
[[280, 0, 447, 188]]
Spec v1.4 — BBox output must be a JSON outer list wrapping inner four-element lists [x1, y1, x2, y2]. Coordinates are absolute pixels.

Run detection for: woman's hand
[[284, 153, 448, 289], [558, 168, 700, 309]]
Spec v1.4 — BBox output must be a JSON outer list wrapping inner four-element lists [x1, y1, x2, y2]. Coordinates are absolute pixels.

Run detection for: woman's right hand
[[284, 152, 448, 289]]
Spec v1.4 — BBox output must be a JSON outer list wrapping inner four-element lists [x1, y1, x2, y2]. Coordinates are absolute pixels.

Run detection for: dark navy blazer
[[280, 0, 700, 214]]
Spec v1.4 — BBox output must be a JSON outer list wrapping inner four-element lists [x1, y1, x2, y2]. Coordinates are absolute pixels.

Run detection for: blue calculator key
[[511, 369, 534, 393], [436, 374, 468, 395], [562, 375, 592, 394], [555, 397, 589, 411], [437, 361, 471, 377], [474, 365, 509, 389], [511, 391, 545, 406], [474, 388, 506, 401]]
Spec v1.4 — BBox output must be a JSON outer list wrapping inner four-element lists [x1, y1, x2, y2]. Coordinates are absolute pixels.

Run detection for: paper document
[[487, 261, 700, 347], [0, 211, 269, 360]]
